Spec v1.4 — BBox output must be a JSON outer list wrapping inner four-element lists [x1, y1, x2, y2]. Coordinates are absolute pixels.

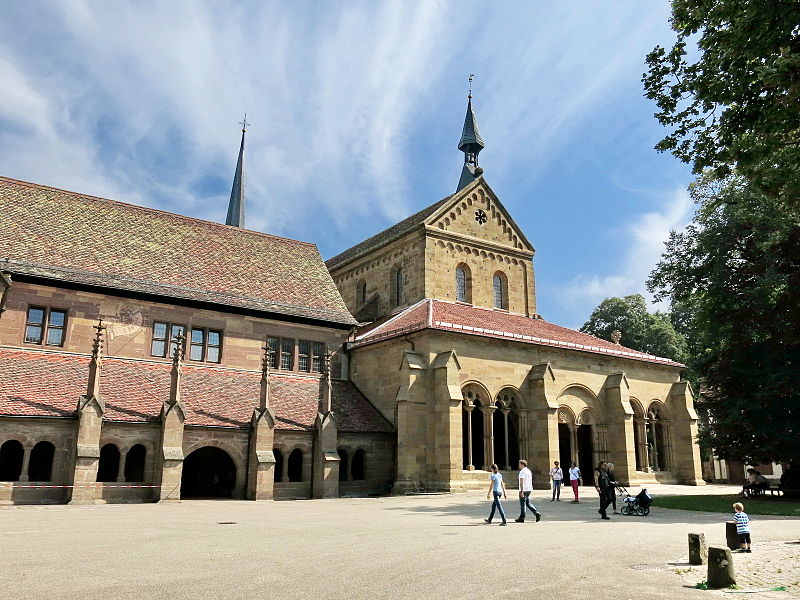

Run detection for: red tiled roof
[[0, 347, 392, 432], [352, 299, 684, 367], [0, 177, 355, 325]]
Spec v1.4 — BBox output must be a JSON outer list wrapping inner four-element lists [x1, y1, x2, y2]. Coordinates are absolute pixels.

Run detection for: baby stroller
[[619, 486, 652, 516]]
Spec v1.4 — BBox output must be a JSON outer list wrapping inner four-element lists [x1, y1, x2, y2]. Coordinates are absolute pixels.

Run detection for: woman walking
[[569, 462, 581, 503], [484, 464, 508, 526]]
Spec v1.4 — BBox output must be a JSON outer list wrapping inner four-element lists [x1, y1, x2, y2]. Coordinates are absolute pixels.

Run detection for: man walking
[[515, 459, 541, 523], [594, 460, 612, 520]]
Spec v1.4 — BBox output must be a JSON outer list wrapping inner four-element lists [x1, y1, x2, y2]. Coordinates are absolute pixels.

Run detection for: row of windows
[[0, 440, 55, 481], [267, 338, 326, 373], [21, 307, 328, 372], [355, 266, 510, 311], [272, 448, 367, 483], [150, 322, 222, 363]]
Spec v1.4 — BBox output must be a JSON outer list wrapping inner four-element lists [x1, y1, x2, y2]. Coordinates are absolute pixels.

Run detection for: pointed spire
[[456, 75, 485, 192], [168, 332, 185, 407], [259, 343, 272, 411], [319, 348, 334, 415], [226, 115, 249, 228], [85, 318, 106, 399]]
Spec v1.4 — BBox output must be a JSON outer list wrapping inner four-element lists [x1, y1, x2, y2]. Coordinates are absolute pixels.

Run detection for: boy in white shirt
[[515, 459, 542, 523], [549, 461, 564, 501]]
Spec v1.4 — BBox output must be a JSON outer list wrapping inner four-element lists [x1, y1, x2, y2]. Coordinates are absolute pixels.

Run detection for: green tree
[[580, 294, 688, 363], [643, 0, 800, 205], [648, 174, 800, 465]]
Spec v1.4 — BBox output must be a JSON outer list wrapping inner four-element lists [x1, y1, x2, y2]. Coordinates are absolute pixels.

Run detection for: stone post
[[725, 521, 739, 550], [527, 363, 560, 488], [688, 532, 708, 565], [501, 404, 511, 470], [156, 334, 186, 502], [430, 349, 465, 491], [247, 345, 276, 500], [707, 546, 736, 589], [68, 319, 107, 504], [393, 351, 427, 493], [603, 372, 635, 486], [668, 381, 705, 485], [312, 349, 340, 498]]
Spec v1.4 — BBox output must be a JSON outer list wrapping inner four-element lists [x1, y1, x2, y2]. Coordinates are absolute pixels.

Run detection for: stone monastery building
[[0, 98, 703, 504]]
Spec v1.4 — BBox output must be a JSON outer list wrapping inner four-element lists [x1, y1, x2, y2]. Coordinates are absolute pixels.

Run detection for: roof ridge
[[0, 176, 316, 248]]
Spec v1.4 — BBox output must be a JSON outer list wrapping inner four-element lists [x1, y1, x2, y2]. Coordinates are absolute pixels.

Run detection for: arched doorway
[[462, 384, 488, 470], [494, 389, 521, 470], [630, 399, 647, 471], [181, 447, 237, 498], [557, 408, 575, 473], [577, 410, 594, 483], [647, 403, 670, 471]]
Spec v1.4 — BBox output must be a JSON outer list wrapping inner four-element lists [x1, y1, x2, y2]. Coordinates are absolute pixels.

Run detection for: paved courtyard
[[1, 485, 798, 600]]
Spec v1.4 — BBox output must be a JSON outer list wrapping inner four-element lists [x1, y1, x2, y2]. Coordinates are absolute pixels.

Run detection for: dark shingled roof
[[0, 347, 394, 433], [326, 195, 452, 270], [0, 177, 356, 325]]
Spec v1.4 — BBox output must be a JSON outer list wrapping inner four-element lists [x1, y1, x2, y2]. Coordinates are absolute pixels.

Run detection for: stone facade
[[333, 178, 704, 492]]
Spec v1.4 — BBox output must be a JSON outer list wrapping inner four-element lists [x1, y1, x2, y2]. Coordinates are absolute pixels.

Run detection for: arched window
[[493, 272, 508, 310], [357, 281, 367, 305], [28, 441, 55, 482], [338, 448, 349, 481], [391, 266, 404, 306], [351, 449, 366, 481], [124, 444, 147, 482], [97, 443, 120, 482], [455, 264, 472, 303], [273, 448, 284, 482], [0, 440, 24, 481], [287, 449, 303, 482]]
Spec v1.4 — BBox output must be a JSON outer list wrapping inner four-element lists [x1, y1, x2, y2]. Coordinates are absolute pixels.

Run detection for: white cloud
[[556, 187, 694, 323]]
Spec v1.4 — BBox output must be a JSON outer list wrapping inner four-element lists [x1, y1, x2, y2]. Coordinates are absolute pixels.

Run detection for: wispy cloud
[[555, 187, 694, 327]]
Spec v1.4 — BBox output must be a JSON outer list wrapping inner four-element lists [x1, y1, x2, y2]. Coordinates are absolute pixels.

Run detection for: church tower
[[226, 116, 248, 228]]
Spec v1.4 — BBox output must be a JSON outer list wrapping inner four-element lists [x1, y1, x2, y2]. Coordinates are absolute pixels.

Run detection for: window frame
[[298, 340, 311, 373], [493, 272, 509, 310], [188, 327, 223, 364], [24, 306, 67, 347], [311, 342, 325, 374], [150, 322, 186, 359]]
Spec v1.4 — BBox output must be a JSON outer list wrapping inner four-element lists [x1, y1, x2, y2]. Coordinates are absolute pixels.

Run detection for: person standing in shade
[[607, 462, 619, 514], [549, 461, 563, 501], [484, 464, 508, 526], [568, 462, 581, 503], [515, 459, 541, 523], [594, 460, 612, 520]]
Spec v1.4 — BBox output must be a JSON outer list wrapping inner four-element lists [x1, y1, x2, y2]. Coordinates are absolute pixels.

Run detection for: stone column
[[430, 349, 465, 492], [248, 345, 276, 500], [116, 452, 127, 483], [527, 363, 560, 488], [464, 401, 475, 470], [603, 372, 635, 486], [19, 447, 31, 483], [156, 334, 186, 502], [482, 404, 496, 470], [312, 350, 340, 499], [393, 351, 428, 493], [68, 320, 107, 504], [516, 408, 531, 464], [501, 405, 511, 470]]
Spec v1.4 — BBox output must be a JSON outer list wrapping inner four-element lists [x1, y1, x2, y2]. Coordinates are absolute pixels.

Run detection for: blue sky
[[0, 1, 694, 329]]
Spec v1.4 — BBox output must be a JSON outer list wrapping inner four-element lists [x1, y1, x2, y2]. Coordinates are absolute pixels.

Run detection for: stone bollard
[[725, 521, 739, 550], [688, 532, 708, 565], [707, 546, 736, 589]]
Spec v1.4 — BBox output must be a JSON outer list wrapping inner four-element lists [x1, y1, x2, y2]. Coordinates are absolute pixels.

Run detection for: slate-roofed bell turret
[[456, 94, 485, 192]]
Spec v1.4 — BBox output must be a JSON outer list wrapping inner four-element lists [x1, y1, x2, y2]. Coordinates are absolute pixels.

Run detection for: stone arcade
[[0, 98, 703, 503]]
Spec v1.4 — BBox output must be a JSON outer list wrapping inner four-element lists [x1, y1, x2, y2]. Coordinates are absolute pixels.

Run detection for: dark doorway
[[507, 413, 520, 467], [558, 424, 572, 474], [181, 447, 236, 498], [97, 444, 120, 482], [0, 440, 24, 481], [124, 444, 146, 482], [493, 409, 507, 468], [287, 449, 303, 482], [462, 405, 470, 469], [471, 402, 485, 469], [273, 448, 284, 482], [351, 450, 365, 481], [338, 449, 349, 481], [28, 441, 55, 481], [577, 425, 593, 483]]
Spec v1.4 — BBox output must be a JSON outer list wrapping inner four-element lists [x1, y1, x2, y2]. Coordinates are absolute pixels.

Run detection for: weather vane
[[239, 113, 251, 132], [468, 74, 475, 98]]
